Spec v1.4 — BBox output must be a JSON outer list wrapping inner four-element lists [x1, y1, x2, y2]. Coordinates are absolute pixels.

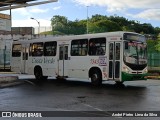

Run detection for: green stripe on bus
[[121, 72, 148, 82]]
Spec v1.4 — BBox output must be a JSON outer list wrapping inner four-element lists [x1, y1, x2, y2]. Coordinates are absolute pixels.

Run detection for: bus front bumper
[[121, 72, 148, 82]]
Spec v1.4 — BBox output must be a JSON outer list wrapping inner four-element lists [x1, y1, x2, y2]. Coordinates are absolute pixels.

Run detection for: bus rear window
[[12, 44, 21, 57]]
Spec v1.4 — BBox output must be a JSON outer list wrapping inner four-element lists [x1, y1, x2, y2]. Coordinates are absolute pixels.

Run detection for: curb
[[0, 76, 18, 83], [0, 81, 24, 88], [0, 74, 22, 88], [0, 72, 17, 74], [146, 76, 160, 80]]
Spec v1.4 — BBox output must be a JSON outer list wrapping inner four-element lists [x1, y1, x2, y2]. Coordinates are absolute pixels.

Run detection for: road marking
[[81, 103, 103, 111], [24, 80, 36, 86], [81, 103, 121, 117]]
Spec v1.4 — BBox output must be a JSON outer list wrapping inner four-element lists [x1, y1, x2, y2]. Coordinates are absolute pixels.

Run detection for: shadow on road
[[25, 78, 147, 91]]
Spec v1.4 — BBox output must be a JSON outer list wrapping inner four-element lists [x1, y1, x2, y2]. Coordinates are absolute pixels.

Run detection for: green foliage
[[88, 19, 122, 33], [154, 37, 160, 51], [49, 14, 160, 51], [147, 40, 158, 53], [49, 14, 160, 37], [155, 41, 160, 51]]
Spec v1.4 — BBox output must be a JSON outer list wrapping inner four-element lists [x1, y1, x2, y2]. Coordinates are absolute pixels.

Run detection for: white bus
[[11, 31, 147, 85]]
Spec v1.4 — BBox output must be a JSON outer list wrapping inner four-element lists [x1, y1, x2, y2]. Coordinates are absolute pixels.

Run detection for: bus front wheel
[[90, 69, 102, 86]]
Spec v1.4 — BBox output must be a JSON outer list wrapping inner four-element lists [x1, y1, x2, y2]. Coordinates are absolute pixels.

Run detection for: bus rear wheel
[[34, 68, 48, 81], [90, 69, 102, 86], [34, 67, 43, 81]]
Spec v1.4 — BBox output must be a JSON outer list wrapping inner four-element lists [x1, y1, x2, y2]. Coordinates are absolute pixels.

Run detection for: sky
[[1, 0, 160, 28]]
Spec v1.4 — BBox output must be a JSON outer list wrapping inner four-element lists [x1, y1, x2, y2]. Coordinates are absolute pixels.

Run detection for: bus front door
[[108, 42, 121, 81], [58, 45, 69, 77], [21, 45, 28, 74]]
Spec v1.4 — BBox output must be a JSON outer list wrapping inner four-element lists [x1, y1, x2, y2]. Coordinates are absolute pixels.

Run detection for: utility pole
[[31, 17, 40, 37], [87, 6, 89, 34]]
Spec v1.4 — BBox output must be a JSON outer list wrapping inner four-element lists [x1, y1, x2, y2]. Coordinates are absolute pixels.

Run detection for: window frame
[[89, 37, 106, 56], [44, 41, 57, 56], [71, 39, 88, 56], [12, 44, 22, 57], [31, 42, 44, 57]]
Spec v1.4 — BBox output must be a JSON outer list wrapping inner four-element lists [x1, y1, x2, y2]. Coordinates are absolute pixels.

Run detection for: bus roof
[[13, 31, 144, 44]]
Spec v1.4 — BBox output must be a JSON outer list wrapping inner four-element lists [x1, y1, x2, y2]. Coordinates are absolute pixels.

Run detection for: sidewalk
[[0, 72, 35, 88]]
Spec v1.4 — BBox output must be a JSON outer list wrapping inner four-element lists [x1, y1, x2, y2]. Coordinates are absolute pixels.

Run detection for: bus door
[[21, 44, 29, 73], [58, 44, 69, 77], [108, 42, 121, 80]]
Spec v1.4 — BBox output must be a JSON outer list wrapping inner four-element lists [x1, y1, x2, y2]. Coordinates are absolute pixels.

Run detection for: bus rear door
[[11, 44, 21, 73], [21, 44, 29, 73], [58, 44, 69, 77], [108, 41, 121, 81]]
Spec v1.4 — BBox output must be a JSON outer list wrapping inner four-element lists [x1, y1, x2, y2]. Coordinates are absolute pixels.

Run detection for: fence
[[0, 39, 12, 71], [148, 52, 160, 73], [0, 49, 11, 71], [33, 26, 52, 34]]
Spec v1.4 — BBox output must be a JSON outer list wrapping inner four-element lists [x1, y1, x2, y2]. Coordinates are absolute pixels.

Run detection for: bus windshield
[[124, 41, 147, 65]]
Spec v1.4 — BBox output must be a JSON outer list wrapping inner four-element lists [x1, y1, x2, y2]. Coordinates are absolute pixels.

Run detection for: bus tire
[[34, 67, 43, 81], [43, 76, 48, 80], [90, 69, 102, 86]]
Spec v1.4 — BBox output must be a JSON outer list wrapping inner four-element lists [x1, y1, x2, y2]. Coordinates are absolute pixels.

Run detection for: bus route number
[[99, 57, 107, 66], [90, 59, 99, 64]]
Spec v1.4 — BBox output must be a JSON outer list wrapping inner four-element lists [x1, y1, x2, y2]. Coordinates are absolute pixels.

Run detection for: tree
[[49, 14, 159, 36], [154, 27, 160, 36], [147, 40, 158, 52], [108, 16, 129, 26], [51, 15, 68, 34], [88, 19, 122, 33], [90, 14, 108, 23], [154, 37, 160, 51], [141, 23, 155, 34], [67, 19, 86, 35]]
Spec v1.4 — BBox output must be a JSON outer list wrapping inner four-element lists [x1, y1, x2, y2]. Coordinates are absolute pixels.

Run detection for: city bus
[[11, 31, 147, 85]]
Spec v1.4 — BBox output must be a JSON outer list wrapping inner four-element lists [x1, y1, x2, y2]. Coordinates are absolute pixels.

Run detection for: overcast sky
[[1, 0, 160, 28]]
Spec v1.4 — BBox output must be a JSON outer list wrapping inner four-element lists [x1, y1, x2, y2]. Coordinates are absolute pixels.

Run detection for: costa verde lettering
[[32, 58, 43, 63], [44, 58, 55, 64], [32, 58, 55, 64]]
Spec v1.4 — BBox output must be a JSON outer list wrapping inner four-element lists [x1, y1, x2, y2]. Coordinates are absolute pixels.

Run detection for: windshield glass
[[124, 41, 147, 65]]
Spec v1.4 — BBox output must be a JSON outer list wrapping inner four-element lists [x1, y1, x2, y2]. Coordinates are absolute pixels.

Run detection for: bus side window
[[116, 43, 120, 60], [44, 41, 57, 56], [89, 42, 96, 55], [71, 39, 88, 56], [89, 37, 106, 56], [109, 43, 113, 60], [31, 42, 43, 56], [59, 46, 68, 60], [12, 44, 21, 57]]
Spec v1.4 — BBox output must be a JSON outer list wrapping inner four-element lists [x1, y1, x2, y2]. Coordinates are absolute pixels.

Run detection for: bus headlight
[[123, 67, 130, 73], [144, 68, 148, 73]]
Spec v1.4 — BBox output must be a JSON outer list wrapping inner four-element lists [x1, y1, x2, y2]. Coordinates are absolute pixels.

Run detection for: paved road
[[0, 78, 160, 120]]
